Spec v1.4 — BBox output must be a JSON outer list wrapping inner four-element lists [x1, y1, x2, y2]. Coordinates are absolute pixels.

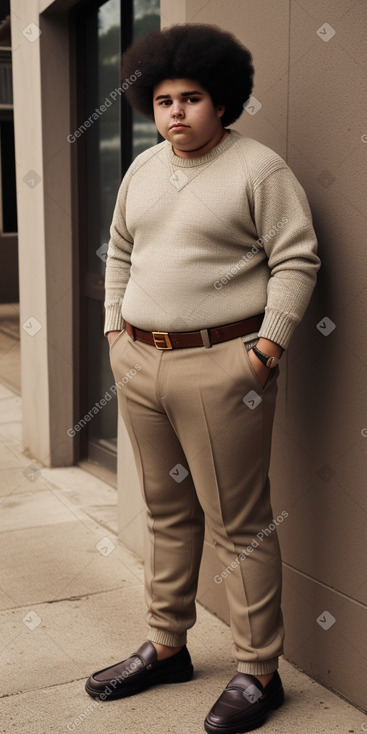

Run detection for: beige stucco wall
[[11, 0, 74, 465]]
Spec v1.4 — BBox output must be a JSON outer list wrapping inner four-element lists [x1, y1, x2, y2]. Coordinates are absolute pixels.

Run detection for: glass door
[[73, 0, 159, 472]]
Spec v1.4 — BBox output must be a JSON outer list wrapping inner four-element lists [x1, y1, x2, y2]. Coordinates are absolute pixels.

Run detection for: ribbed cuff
[[146, 628, 187, 647], [258, 308, 299, 350], [104, 303, 124, 335], [237, 657, 278, 675]]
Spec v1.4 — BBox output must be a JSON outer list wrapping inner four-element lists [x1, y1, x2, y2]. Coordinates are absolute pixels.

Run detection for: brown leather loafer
[[85, 641, 193, 700], [204, 671, 284, 733]]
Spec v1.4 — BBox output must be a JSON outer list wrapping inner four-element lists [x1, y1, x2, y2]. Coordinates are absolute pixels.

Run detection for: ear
[[216, 104, 225, 119]]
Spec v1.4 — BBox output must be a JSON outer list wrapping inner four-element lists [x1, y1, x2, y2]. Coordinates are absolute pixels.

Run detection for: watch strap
[[252, 345, 279, 369]]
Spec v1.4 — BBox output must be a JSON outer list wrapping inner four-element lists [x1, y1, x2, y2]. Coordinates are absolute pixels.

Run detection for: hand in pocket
[[107, 330, 123, 348], [247, 348, 271, 388]]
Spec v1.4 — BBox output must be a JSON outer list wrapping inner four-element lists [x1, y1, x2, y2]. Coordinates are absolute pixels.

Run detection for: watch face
[[267, 356, 278, 369]]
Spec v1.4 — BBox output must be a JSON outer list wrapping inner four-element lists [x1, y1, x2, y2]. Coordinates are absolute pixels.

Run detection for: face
[[153, 78, 226, 158]]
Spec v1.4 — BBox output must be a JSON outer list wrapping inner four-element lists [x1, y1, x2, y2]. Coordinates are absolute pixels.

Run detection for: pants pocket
[[239, 338, 279, 393], [109, 328, 126, 353]]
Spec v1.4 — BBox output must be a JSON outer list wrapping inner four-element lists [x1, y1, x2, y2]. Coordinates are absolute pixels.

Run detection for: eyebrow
[[154, 91, 204, 100]]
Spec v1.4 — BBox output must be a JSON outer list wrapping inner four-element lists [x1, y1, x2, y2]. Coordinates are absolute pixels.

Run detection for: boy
[[86, 23, 320, 733]]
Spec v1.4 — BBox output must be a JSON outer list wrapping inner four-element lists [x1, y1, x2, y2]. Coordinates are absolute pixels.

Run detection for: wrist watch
[[252, 344, 280, 369]]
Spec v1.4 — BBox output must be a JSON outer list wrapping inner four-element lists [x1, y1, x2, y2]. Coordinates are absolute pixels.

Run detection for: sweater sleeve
[[103, 172, 134, 334], [253, 165, 321, 349]]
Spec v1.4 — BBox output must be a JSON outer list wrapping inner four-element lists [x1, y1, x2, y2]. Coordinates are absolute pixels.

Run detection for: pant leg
[[155, 336, 284, 675], [109, 331, 205, 647]]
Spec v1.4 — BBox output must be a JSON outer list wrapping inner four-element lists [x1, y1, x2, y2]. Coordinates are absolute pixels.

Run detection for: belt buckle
[[152, 331, 172, 350]]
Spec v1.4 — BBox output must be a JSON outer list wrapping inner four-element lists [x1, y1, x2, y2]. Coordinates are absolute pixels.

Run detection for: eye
[[159, 99, 172, 106], [186, 97, 200, 103]]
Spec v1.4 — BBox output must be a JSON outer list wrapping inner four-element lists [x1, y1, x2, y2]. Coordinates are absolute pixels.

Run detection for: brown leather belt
[[125, 314, 263, 350]]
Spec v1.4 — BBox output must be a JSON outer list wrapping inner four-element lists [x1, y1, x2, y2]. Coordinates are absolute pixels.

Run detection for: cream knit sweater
[[104, 129, 320, 349]]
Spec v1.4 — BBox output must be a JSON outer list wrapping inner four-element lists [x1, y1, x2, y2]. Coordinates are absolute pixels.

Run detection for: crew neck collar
[[167, 129, 241, 167]]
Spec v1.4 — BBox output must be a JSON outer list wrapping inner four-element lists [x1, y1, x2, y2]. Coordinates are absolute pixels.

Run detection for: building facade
[[9, 0, 367, 711], [0, 2, 18, 302]]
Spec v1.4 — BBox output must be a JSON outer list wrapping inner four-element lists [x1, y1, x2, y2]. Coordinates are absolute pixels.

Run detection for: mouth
[[169, 123, 189, 130]]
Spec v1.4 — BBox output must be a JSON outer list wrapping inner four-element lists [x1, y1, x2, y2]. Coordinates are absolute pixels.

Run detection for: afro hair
[[121, 23, 254, 127]]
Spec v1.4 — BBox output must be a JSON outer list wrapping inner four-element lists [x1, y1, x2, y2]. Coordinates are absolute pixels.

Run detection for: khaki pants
[[110, 329, 285, 675]]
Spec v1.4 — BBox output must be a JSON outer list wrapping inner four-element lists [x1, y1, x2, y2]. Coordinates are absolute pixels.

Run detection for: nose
[[170, 100, 184, 118]]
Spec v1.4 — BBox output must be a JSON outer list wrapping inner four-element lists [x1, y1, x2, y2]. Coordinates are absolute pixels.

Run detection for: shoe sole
[[85, 665, 194, 700], [204, 687, 284, 734]]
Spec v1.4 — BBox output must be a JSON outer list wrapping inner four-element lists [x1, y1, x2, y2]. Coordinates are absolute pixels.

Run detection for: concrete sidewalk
[[0, 382, 365, 734]]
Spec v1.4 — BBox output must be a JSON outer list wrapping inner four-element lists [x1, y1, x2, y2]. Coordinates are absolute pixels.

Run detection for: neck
[[172, 129, 229, 159]]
